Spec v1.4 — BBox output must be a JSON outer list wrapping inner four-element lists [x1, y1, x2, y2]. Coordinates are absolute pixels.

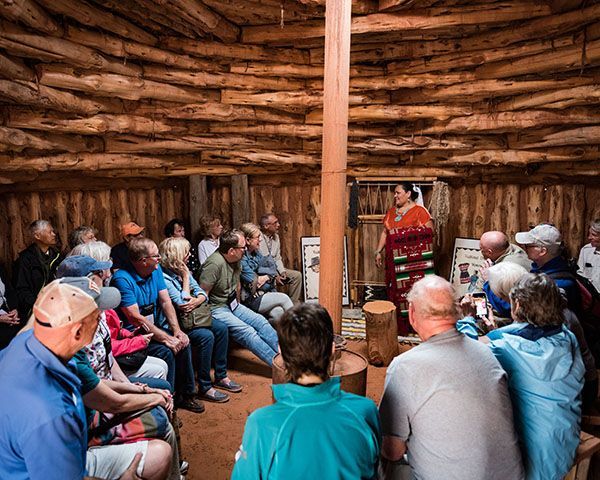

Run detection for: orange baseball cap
[[121, 222, 144, 237]]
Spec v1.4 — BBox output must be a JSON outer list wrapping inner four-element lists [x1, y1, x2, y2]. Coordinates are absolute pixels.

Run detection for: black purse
[[115, 349, 148, 374]]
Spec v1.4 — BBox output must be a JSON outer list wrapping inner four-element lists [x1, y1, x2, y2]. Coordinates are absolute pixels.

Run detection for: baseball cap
[[57, 255, 112, 278], [515, 224, 562, 246], [121, 222, 144, 237], [33, 277, 121, 328]]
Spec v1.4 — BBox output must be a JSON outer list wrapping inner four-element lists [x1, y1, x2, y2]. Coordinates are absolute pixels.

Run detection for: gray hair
[[70, 240, 111, 262], [406, 275, 460, 320], [591, 219, 600, 234], [68, 225, 96, 250], [487, 262, 528, 300], [544, 243, 562, 257], [29, 220, 51, 236], [509, 273, 563, 327]]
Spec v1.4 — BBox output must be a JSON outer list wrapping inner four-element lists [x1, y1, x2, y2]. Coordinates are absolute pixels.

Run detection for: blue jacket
[[532, 256, 581, 313], [232, 377, 381, 480], [457, 318, 584, 480], [0, 330, 87, 480]]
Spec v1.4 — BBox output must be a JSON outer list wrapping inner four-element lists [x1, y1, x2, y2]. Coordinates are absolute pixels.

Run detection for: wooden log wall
[[0, 180, 186, 269]]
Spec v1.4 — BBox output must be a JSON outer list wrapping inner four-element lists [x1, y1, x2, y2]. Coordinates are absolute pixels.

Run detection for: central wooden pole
[[319, 0, 352, 333]]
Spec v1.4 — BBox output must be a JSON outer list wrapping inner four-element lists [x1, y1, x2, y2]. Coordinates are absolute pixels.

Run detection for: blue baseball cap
[[57, 255, 112, 278]]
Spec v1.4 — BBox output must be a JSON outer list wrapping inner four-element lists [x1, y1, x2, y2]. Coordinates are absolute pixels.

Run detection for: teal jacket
[[232, 377, 381, 480]]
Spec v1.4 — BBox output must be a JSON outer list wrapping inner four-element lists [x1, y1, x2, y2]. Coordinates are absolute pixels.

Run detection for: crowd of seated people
[[0, 216, 598, 479]]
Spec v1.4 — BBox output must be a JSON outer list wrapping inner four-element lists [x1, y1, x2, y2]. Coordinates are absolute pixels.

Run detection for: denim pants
[[128, 375, 172, 392], [212, 304, 279, 365], [147, 341, 196, 397], [187, 319, 229, 393]]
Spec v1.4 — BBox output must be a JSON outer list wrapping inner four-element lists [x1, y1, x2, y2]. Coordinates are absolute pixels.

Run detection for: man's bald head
[[479, 231, 510, 261], [407, 275, 458, 324]]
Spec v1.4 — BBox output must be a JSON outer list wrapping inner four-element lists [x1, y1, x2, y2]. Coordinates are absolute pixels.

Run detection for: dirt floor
[[179, 340, 387, 480]]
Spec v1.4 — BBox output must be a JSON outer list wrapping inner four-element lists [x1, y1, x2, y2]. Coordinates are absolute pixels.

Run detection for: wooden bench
[[564, 432, 600, 480]]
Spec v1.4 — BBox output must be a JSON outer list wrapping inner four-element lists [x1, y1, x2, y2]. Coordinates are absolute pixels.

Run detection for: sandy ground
[[179, 340, 387, 480]]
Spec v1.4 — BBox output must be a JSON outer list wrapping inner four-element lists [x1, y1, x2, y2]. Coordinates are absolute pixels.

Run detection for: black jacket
[[13, 243, 63, 320]]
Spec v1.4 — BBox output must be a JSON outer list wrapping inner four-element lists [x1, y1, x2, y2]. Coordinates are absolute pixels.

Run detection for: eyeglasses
[[233, 245, 247, 250], [144, 254, 161, 260]]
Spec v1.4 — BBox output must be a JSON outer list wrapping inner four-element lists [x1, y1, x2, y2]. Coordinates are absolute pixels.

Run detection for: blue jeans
[[147, 341, 196, 396], [212, 304, 278, 365], [187, 319, 229, 393], [128, 376, 172, 392]]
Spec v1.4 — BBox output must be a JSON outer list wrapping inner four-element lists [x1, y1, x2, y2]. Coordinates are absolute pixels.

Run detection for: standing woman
[[239, 223, 293, 323], [374, 183, 433, 268], [198, 215, 224, 265]]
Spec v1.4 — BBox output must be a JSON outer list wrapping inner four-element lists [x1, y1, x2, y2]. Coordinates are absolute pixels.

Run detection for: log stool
[[564, 432, 600, 480], [363, 300, 398, 366]]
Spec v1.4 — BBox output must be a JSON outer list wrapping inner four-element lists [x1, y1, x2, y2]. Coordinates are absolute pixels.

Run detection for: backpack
[[548, 270, 600, 319], [549, 269, 600, 366]]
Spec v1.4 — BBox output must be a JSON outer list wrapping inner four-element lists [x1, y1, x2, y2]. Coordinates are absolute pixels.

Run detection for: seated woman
[[460, 273, 584, 480], [164, 218, 201, 280], [239, 223, 293, 323], [159, 237, 242, 403], [198, 215, 224, 265]]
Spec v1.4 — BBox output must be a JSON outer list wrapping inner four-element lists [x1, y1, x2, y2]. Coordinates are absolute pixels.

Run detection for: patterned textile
[[385, 226, 434, 335], [88, 406, 170, 447]]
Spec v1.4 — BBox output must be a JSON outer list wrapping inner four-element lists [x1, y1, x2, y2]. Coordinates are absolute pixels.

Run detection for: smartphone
[[472, 293, 489, 320]]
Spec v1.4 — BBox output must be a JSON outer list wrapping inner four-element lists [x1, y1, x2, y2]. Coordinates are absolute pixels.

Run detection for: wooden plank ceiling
[[0, 0, 599, 186]]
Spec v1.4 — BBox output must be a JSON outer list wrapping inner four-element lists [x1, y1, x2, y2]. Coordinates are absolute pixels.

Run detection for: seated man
[[258, 213, 302, 303], [111, 237, 204, 413], [479, 230, 532, 317], [13, 219, 63, 320], [232, 303, 381, 479], [515, 224, 581, 312], [199, 230, 278, 366], [111, 221, 145, 270], [379, 275, 523, 480], [0, 278, 171, 480], [578, 219, 600, 292]]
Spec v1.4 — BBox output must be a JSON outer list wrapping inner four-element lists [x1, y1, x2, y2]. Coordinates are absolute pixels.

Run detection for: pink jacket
[[105, 309, 147, 357]]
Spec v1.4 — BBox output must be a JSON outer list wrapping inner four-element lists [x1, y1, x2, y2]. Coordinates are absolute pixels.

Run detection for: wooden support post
[[231, 174, 249, 229], [318, 0, 352, 333], [189, 175, 208, 242]]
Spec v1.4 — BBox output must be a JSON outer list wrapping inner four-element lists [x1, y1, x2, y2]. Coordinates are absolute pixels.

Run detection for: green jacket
[[232, 377, 381, 480]]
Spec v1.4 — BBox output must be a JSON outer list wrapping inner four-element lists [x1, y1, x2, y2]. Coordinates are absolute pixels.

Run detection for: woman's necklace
[[394, 202, 413, 222]]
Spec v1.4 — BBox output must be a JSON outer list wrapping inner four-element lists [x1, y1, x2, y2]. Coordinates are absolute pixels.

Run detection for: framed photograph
[[449, 237, 486, 297], [301, 236, 350, 305]]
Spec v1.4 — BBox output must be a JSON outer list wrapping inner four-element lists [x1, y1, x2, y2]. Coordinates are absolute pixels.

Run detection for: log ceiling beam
[[36, 0, 157, 45], [64, 26, 225, 72], [142, 65, 306, 91], [242, 3, 552, 44], [0, 21, 142, 76], [0, 126, 103, 153], [161, 36, 309, 64], [295, 0, 378, 14], [0, 79, 123, 114], [96, 0, 199, 38], [0, 51, 34, 81], [160, 0, 240, 43], [37, 65, 219, 103], [0, 0, 62, 36]]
